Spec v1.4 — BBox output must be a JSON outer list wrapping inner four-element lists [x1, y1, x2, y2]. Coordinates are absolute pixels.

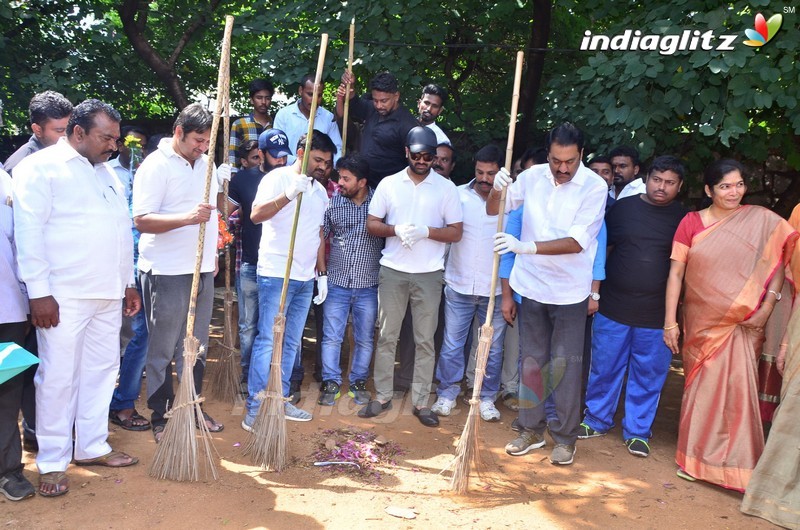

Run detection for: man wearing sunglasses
[[360, 126, 462, 427]]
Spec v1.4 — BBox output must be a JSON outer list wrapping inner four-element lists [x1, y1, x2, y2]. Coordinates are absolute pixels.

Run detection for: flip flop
[[38, 472, 69, 498], [198, 411, 224, 433], [74, 450, 139, 468], [153, 424, 165, 444], [109, 409, 151, 431]]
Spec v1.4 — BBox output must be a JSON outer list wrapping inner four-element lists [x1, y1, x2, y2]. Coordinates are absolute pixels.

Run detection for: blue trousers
[[583, 312, 672, 441], [110, 278, 149, 411], [236, 262, 259, 381], [435, 286, 506, 401], [246, 276, 313, 421], [321, 285, 378, 385]]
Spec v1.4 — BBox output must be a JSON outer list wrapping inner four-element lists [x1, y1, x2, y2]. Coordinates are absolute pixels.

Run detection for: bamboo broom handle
[[483, 51, 524, 324], [341, 18, 355, 156], [277, 33, 329, 315]]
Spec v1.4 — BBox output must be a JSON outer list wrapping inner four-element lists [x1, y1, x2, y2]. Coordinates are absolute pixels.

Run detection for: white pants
[[35, 298, 121, 474]]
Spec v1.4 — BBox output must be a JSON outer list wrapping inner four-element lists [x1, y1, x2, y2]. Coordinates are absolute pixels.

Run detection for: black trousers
[[0, 321, 28, 476]]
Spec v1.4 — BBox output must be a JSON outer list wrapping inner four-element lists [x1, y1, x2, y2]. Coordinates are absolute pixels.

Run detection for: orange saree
[[674, 206, 797, 492]]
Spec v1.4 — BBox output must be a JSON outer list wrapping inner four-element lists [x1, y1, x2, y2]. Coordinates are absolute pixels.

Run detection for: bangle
[[663, 323, 679, 331]]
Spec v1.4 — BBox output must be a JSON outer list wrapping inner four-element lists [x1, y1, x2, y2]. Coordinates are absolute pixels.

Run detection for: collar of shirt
[[400, 168, 437, 185]]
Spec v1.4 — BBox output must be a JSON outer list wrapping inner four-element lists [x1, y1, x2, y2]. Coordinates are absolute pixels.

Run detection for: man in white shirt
[[360, 126, 463, 427], [133, 103, 224, 442], [489, 122, 607, 465], [108, 125, 148, 200], [431, 144, 507, 422], [14, 99, 142, 497], [273, 75, 343, 165], [0, 167, 35, 501], [418, 84, 450, 146], [241, 132, 335, 428]]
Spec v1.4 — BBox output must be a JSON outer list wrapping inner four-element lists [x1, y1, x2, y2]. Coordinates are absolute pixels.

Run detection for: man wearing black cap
[[227, 129, 290, 384], [360, 126, 463, 427]]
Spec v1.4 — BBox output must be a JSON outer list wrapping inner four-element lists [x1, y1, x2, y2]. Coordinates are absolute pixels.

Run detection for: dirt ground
[[3, 299, 776, 530]]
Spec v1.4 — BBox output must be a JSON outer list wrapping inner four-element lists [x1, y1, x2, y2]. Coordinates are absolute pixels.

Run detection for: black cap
[[406, 126, 437, 154]]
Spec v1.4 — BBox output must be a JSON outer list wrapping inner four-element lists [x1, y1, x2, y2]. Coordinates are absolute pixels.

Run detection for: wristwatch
[[590, 292, 600, 301]]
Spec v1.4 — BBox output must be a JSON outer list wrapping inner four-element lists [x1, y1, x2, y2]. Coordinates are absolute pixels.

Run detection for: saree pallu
[[676, 206, 797, 492], [740, 303, 800, 528]]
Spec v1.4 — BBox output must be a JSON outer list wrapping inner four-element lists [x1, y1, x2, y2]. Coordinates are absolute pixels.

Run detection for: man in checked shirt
[[317, 154, 384, 406]]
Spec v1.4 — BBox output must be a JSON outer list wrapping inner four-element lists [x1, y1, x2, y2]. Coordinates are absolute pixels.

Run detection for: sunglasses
[[409, 152, 434, 162]]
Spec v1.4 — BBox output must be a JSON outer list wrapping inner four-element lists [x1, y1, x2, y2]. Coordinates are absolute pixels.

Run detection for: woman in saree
[[740, 203, 800, 527], [663, 159, 797, 492]]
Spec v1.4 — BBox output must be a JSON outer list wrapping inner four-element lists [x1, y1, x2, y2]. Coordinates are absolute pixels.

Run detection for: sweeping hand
[[493, 167, 512, 191], [493, 232, 537, 255], [216, 163, 232, 183], [285, 173, 312, 201], [313, 275, 328, 305]]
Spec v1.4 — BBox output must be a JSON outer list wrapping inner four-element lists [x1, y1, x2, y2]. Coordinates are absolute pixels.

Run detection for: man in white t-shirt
[[133, 103, 226, 442], [241, 132, 335, 428], [359, 126, 462, 427], [489, 122, 607, 466], [417, 84, 450, 146]]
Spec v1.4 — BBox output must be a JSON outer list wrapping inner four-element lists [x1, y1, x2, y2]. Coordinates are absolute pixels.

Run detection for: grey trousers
[[141, 271, 214, 425], [374, 266, 443, 407], [518, 296, 587, 445]]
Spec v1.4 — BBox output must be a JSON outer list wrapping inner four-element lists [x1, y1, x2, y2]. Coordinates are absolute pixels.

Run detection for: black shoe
[[511, 417, 522, 432], [318, 380, 341, 406], [289, 381, 301, 405], [348, 379, 371, 405], [358, 400, 392, 418], [413, 407, 439, 427], [0, 470, 35, 501]]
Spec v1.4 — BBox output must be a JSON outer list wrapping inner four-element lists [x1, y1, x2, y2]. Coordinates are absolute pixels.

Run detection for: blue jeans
[[110, 280, 149, 411], [435, 286, 507, 402], [583, 312, 672, 440], [236, 262, 259, 380], [321, 285, 378, 385], [246, 275, 313, 420]]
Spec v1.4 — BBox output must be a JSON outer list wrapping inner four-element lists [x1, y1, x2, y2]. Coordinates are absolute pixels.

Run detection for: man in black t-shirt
[[578, 156, 688, 459], [227, 129, 289, 383]]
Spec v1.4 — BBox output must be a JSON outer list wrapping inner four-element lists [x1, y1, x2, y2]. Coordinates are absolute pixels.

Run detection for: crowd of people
[[0, 74, 798, 528]]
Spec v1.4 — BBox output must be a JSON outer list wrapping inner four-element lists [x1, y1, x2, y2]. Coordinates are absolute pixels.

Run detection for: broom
[[242, 33, 329, 471], [148, 15, 234, 482], [208, 47, 242, 406], [340, 18, 354, 156], [444, 51, 524, 493]]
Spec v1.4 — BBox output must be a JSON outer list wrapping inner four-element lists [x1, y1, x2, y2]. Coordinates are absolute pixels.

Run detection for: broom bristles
[[242, 313, 288, 471], [444, 323, 493, 493], [149, 336, 219, 481], [208, 292, 243, 405]]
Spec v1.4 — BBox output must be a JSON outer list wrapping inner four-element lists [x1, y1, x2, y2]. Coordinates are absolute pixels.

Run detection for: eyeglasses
[[409, 152, 434, 162]]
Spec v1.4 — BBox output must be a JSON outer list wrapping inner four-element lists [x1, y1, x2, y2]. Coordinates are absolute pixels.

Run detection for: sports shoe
[[625, 438, 650, 457], [284, 402, 312, 422], [577, 422, 606, 439], [347, 379, 371, 405], [431, 396, 456, 416], [479, 400, 501, 422], [0, 470, 35, 501], [549, 444, 576, 465], [241, 417, 254, 433], [318, 380, 341, 406], [505, 431, 546, 456]]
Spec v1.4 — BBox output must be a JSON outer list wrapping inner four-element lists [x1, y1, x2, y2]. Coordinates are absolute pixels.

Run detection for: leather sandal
[[38, 472, 69, 497]]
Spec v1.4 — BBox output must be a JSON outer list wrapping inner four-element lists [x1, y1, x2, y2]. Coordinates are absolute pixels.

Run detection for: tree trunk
[[515, 0, 552, 158]]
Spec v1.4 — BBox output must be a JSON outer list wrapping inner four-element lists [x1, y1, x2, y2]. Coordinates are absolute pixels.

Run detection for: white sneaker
[[479, 400, 501, 422], [284, 402, 312, 422], [431, 397, 456, 416]]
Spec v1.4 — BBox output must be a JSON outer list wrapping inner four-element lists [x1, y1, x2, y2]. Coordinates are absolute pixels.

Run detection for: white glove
[[285, 173, 312, 201], [401, 225, 429, 247], [394, 223, 413, 249], [313, 275, 328, 305], [493, 232, 537, 255], [217, 163, 232, 183], [493, 167, 512, 191]]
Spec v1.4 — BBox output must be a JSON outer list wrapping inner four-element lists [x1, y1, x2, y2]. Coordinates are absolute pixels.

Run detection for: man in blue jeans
[[242, 133, 335, 427], [318, 154, 383, 406], [431, 144, 507, 422], [228, 129, 290, 387]]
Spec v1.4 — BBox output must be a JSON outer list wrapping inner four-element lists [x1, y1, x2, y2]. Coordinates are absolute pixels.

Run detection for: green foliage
[[543, 0, 800, 193]]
